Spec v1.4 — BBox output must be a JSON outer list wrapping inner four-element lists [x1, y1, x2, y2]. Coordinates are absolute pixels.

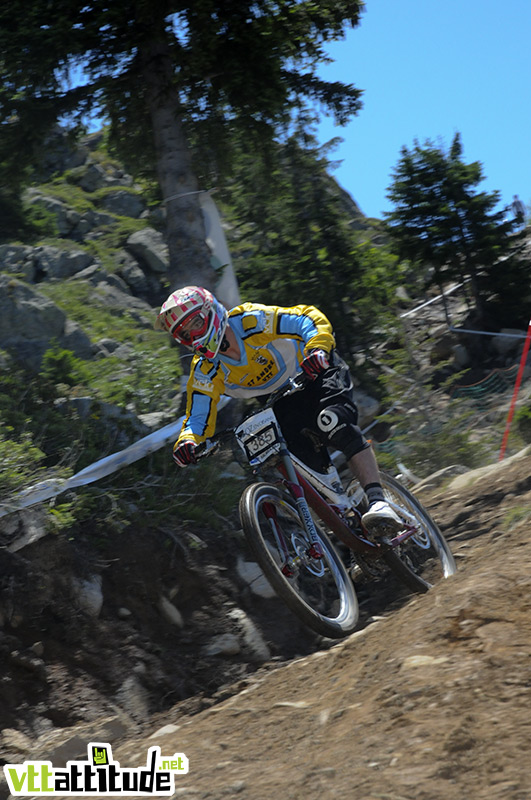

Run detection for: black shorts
[[273, 352, 367, 471]]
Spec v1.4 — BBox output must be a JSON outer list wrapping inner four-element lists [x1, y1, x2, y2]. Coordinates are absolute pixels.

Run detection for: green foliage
[[385, 133, 530, 324], [503, 505, 531, 530], [40, 342, 91, 387], [0, 430, 46, 496], [0, 1, 364, 204], [220, 133, 402, 358], [514, 404, 531, 444]]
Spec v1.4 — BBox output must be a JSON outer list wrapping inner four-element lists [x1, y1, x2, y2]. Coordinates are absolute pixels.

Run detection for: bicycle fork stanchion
[[262, 501, 292, 569], [278, 447, 322, 553]]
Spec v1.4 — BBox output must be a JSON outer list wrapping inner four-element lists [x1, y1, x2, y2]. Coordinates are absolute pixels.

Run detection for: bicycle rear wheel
[[239, 483, 359, 638], [379, 473, 457, 593]]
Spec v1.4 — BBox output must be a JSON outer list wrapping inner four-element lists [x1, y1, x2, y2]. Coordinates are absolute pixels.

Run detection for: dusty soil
[[2, 448, 531, 799], [104, 448, 531, 800]]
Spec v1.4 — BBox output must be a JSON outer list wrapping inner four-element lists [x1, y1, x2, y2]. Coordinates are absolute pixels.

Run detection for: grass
[[37, 280, 182, 412]]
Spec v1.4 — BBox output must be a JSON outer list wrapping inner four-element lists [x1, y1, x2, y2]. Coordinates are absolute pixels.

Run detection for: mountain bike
[[196, 377, 456, 639]]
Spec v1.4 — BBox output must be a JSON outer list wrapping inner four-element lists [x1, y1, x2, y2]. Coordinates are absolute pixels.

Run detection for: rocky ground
[[2, 446, 531, 799]]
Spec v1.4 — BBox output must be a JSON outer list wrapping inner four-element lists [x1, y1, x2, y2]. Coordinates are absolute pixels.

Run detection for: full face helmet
[[154, 286, 228, 359]]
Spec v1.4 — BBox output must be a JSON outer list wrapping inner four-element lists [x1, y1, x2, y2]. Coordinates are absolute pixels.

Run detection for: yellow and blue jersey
[[178, 302, 335, 444]]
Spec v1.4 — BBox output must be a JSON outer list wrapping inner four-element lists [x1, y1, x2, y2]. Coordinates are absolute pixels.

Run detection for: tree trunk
[[139, 37, 217, 292]]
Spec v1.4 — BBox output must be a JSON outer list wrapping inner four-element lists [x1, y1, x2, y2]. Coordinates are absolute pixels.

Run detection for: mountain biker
[[154, 286, 402, 535]]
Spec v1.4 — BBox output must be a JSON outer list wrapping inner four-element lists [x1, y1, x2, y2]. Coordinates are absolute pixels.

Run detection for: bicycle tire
[[239, 482, 359, 638], [378, 473, 457, 593]]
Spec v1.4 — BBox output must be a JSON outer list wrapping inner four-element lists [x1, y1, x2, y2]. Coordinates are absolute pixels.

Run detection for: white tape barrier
[[0, 397, 230, 519]]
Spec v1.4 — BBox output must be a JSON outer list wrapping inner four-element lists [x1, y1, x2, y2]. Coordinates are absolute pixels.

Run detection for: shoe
[[361, 501, 403, 537]]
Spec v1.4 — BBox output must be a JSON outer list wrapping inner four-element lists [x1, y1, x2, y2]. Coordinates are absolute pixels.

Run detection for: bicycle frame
[[276, 453, 420, 557], [207, 379, 421, 557], [276, 458, 378, 556]]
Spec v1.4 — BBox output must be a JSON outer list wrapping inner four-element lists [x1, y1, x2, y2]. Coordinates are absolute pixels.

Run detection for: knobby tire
[[239, 483, 359, 639], [378, 473, 457, 593]]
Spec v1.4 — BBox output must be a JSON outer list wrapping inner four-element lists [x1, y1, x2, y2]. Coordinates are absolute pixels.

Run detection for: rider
[[154, 286, 402, 535]]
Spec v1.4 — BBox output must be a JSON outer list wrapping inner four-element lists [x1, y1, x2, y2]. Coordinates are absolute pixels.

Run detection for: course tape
[[0, 397, 230, 519]]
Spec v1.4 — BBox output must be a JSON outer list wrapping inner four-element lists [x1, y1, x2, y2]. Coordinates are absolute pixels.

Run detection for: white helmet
[[154, 286, 228, 359]]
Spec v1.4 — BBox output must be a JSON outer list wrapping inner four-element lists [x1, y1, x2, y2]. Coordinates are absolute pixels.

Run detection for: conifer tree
[[385, 133, 528, 324], [0, 0, 363, 289]]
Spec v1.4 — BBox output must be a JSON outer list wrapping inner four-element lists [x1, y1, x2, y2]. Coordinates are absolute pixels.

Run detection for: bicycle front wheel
[[239, 483, 359, 638]]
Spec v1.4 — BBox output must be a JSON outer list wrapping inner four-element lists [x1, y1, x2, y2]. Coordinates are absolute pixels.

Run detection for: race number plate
[[235, 408, 282, 466]]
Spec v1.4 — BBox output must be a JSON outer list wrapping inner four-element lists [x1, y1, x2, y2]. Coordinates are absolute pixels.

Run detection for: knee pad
[[317, 405, 368, 460]]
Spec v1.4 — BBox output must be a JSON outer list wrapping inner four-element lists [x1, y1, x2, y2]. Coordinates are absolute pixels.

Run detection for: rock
[[0, 244, 35, 281], [203, 633, 241, 657], [101, 190, 145, 218], [33, 245, 95, 280], [95, 337, 122, 354], [33, 715, 132, 764], [413, 465, 471, 494], [148, 723, 181, 739], [1, 508, 48, 553], [126, 228, 169, 273], [1, 728, 34, 755], [118, 256, 153, 295], [24, 192, 77, 237], [79, 163, 109, 192], [401, 654, 449, 670], [0, 276, 94, 368], [35, 126, 88, 180], [159, 596, 184, 628], [137, 411, 174, 430], [83, 208, 117, 228], [227, 608, 271, 662], [72, 575, 104, 617], [71, 264, 131, 295], [62, 318, 94, 359], [91, 282, 152, 313], [115, 675, 150, 722], [236, 558, 276, 599], [30, 641, 44, 657]]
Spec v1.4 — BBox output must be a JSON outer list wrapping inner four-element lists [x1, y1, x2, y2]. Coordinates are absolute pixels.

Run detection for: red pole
[[499, 318, 531, 461]]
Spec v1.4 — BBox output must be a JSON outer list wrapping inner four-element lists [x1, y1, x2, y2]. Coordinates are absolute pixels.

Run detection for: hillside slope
[[2, 448, 531, 800]]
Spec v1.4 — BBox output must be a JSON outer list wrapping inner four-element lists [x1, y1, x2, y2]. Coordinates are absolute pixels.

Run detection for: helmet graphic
[[154, 286, 228, 359]]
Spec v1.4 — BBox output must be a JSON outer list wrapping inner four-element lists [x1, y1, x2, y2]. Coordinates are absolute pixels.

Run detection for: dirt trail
[[107, 448, 531, 800], [3, 448, 531, 800]]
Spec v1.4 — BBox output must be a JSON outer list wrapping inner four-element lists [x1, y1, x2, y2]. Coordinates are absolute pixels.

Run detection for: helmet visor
[[170, 308, 210, 345]]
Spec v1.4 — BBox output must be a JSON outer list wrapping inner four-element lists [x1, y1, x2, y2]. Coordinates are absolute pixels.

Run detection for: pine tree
[[221, 131, 402, 356], [0, 0, 363, 289], [385, 133, 529, 324]]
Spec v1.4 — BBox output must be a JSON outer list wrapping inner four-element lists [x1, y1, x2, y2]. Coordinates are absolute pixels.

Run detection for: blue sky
[[316, 0, 530, 219]]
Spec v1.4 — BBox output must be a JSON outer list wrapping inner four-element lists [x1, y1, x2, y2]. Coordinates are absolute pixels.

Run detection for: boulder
[[0, 244, 35, 282], [24, 191, 77, 236], [101, 190, 145, 218], [0, 276, 93, 369], [34, 126, 88, 180], [126, 228, 169, 273], [33, 245, 95, 280], [79, 163, 109, 192]]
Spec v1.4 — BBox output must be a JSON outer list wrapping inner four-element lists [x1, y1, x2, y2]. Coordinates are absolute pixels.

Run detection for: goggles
[[170, 308, 210, 345]]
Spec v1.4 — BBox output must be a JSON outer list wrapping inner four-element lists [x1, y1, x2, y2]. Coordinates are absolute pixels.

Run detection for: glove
[[173, 440, 198, 468], [301, 349, 330, 380]]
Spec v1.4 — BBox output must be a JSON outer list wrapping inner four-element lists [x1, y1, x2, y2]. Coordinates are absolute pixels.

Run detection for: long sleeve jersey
[[178, 302, 335, 445]]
